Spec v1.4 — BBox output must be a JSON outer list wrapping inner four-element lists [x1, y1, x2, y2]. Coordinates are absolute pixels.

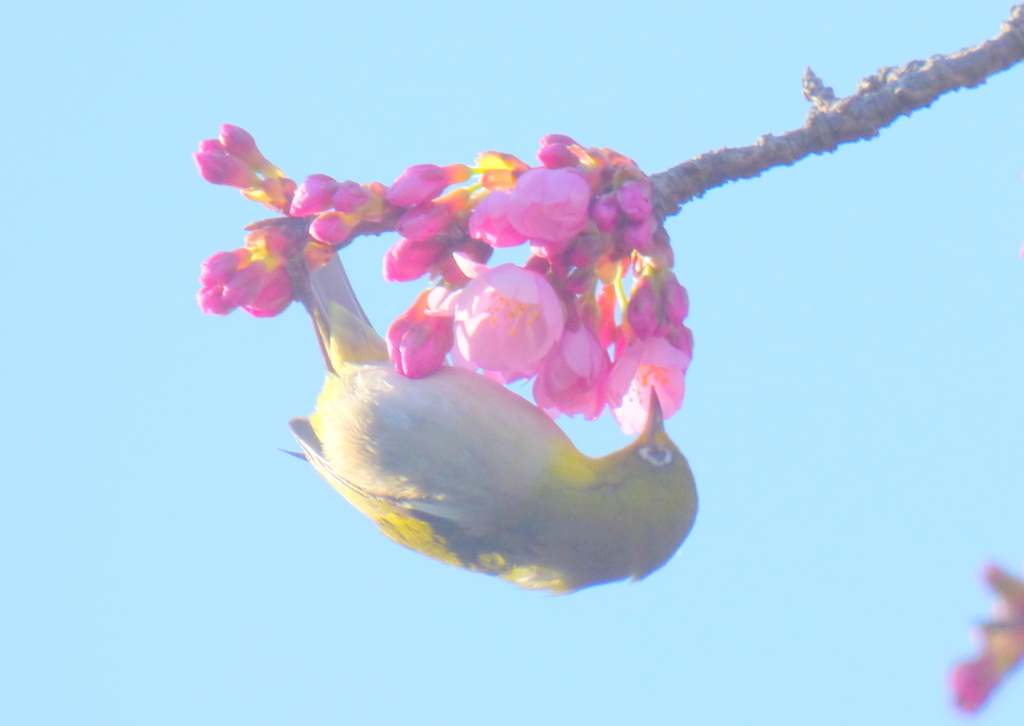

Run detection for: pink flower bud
[[218, 124, 264, 168], [539, 134, 578, 146], [468, 190, 528, 248], [537, 144, 578, 169], [197, 139, 222, 153], [243, 264, 293, 317], [661, 272, 689, 325], [199, 250, 245, 287], [617, 179, 653, 221], [386, 291, 455, 379], [290, 174, 341, 217], [192, 148, 258, 189], [332, 180, 372, 213], [506, 168, 591, 243], [627, 277, 658, 340], [591, 193, 619, 233], [385, 164, 449, 207], [221, 263, 265, 308], [443, 163, 473, 185], [309, 211, 358, 244], [624, 215, 656, 252], [397, 202, 454, 242], [197, 286, 234, 315], [382, 237, 446, 282]]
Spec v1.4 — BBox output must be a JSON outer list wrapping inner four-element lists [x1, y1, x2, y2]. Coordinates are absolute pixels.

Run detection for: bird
[[286, 253, 698, 593]]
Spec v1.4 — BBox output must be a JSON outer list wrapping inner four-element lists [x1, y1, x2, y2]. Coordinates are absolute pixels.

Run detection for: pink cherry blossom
[[623, 215, 656, 252], [606, 336, 692, 435], [453, 263, 565, 377], [332, 180, 372, 213], [468, 190, 528, 248], [591, 193, 619, 233], [950, 563, 1024, 713], [505, 167, 591, 243], [533, 324, 611, 420]]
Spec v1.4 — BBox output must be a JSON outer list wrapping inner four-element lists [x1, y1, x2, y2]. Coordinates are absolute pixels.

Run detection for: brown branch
[[650, 4, 1024, 219]]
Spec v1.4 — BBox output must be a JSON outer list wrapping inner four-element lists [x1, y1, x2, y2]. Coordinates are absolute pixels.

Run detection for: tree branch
[[650, 4, 1024, 219]]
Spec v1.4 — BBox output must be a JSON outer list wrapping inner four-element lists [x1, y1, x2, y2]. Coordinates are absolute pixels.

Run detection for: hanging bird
[[287, 254, 698, 593]]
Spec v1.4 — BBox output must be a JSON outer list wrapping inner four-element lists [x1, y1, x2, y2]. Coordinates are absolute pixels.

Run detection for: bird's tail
[[289, 253, 388, 373]]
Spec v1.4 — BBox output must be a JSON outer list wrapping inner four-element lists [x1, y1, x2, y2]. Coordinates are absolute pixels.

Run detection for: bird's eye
[[638, 446, 672, 467]]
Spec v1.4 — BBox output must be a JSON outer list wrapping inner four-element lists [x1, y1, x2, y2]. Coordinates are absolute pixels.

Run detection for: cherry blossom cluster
[[949, 563, 1024, 713], [193, 125, 693, 433]]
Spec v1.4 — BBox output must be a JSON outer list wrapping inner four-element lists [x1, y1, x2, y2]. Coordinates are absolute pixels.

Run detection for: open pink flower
[[606, 335, 692, 435], [950, 563, 1024, 713], [533, 324, 610, 420], [453, 263, 564, 377], [505, 167, 591, 243]]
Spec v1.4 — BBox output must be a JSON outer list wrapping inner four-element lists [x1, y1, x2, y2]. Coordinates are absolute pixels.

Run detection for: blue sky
[[2, 1, 1022, 723]]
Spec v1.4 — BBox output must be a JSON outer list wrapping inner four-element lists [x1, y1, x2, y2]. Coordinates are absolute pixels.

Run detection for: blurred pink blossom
[[606, 336, 691, 435], [950, 563, 1024, 713], [453, 263, 565, 377], [626, 276, 658, 340], [506, 168, 591, 243]]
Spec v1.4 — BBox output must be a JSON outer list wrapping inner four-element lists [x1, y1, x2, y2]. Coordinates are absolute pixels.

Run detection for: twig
[[651, 5, 1024, 218]]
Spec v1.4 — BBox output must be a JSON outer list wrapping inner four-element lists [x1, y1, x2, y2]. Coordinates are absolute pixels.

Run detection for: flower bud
[[591, 193, 619, 233], [382, 237, 446, 282], [626, 276, 658, 340], [468, 190, 528, 248], [221, 263, 265, 308], [617, 179, 653, 221], [309, 211, 359, 244], [537, 143, 578, 169], [623, 215, 655, 252], [661, 272, 689, 325], [386, 291, 455, 379], [199, 249, 245, 287], [539, 134, 578, 147], [218, 124, 264, 168], [290, 174, 340, 217], [243, 264, 293, 317], [385, 164, 450, 207], [332, 180, 372, 213], [192, 148, 258, 188], [397, 202, 454, 242]]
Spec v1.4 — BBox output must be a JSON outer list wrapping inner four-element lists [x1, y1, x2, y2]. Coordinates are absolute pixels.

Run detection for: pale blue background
[[2, 1, 1022, 723]]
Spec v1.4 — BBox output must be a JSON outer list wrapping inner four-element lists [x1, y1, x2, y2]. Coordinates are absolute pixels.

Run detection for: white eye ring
[[638, 446, 673, 467]]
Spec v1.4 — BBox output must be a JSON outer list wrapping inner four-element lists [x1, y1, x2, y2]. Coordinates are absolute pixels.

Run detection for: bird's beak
[[639, 391, 666, 444]]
